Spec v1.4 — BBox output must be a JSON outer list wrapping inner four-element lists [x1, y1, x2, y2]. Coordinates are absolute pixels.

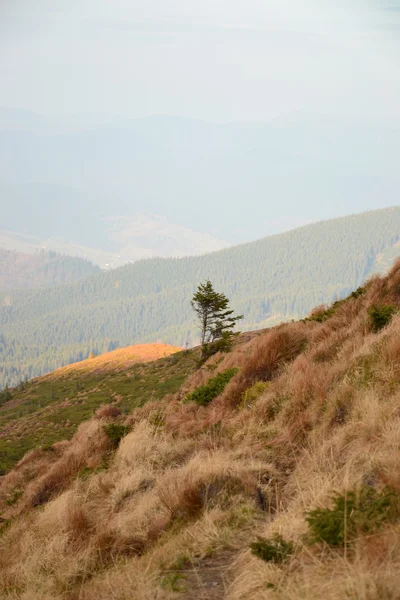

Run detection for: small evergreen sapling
[[191, 280, 243, 359]]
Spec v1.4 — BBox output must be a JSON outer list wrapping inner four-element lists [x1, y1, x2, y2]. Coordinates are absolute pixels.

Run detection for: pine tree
[[191, 280, 243, 359]]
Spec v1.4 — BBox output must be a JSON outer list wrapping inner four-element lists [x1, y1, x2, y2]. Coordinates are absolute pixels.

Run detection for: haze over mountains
[[1, 109, 400, 266], [1, 207, 399, 388]]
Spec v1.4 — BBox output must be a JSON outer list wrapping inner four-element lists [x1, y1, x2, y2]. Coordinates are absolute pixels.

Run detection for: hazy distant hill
[[0, 248, 100, 290], [0, 181, 229, 268], [1, 112, 399, 258], [1, 207, 399, 388]]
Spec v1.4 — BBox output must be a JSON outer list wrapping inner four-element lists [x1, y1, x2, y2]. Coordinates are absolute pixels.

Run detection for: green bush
[[306, 486, 400, 547], [103, 423, 131, 447], [185, 368, 238, 406], [251, 535, 295, 563], [368, 304, 397, 332]]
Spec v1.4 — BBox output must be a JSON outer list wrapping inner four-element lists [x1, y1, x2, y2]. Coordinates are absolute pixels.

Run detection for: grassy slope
[[1, 264, 400, 598], [0, 343, 187, 474]]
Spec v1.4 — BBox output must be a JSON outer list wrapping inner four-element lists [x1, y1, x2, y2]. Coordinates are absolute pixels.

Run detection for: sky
[[0, 1, 400, 251], [1, 0, 400, 123]]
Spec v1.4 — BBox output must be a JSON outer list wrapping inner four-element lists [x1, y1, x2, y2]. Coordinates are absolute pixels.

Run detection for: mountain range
[[0, 207, 399, 388]]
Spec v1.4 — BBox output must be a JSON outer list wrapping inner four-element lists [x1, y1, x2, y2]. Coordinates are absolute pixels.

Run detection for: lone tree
[[191, 279, 243, 359]]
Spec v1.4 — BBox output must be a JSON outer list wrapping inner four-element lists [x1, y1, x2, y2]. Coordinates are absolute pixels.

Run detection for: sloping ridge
[[49, 343, 182, 377], [1, 261, 400, 598]]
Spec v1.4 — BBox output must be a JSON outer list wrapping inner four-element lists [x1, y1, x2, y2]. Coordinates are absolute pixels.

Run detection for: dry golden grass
[[2, 269, 400, 599], [44, 343, 182, 380]]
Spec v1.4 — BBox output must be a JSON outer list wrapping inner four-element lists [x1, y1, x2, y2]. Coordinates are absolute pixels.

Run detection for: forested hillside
[[1, 208, 400, 388], [0, 248, 100, 289]]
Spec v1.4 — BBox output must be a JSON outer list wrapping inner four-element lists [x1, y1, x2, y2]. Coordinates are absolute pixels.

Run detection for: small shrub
[[240, 381, 269, 409], [185, 368, 238, 406], [251, 535, 295, 563], [103, 424, 131, 447], [306, 486, 400, 547], [368, 304, 397, 332]]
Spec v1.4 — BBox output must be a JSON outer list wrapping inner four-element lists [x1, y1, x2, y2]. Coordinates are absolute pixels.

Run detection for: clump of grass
[[368, 305, 397, 332], [5, 489, 23, 506], [160, 572, 187, 593], [77, 463, 108, 479], [185, 368, 238, 406], [103, 424, 131, 447], [96, 404, 121, 419], [239, 381, 269, 410], [251, 535, 295, 563], [306, 486, 400, 547], [148, 410, 164, 429]]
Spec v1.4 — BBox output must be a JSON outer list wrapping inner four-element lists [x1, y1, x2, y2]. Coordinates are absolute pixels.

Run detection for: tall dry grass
[[1, 267, 400, 598]]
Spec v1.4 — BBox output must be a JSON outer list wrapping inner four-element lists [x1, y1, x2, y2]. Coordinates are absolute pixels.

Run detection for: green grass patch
[[185, 368, 239, 406], [5, 489, 23, 506], [239, 381, 269, 409], [160, 572, 187, 593], [0, 350, 197, 473]]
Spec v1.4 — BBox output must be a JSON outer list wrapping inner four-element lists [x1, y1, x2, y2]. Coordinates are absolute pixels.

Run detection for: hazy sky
[[1, 0, 399, 122]]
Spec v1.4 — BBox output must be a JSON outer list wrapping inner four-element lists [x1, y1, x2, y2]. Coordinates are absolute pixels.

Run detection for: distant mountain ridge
[[0, 181, 230, 268], [0, 248, 100, 290], [1, 207, 400, 388]]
